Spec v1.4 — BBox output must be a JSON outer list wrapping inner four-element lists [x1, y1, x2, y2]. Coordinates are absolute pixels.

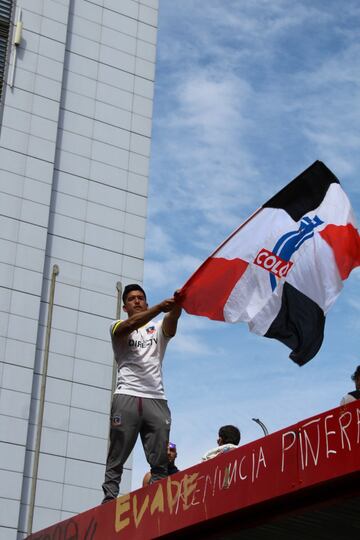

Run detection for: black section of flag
[[264, 282, 325, 366], [263, 161, 339, 222]]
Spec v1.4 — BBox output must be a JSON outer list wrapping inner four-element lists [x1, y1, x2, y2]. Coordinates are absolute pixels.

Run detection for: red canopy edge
[[26, 401, 360, 539]]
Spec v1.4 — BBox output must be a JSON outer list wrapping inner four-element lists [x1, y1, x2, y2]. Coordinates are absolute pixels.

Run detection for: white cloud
[[347, 298, 360, 312], [176, 75, 252, 142], [144, 252, 201, 291], [151, 2, 360, 252], [145, 222, 175, 256], [150, 71, 262, 247]]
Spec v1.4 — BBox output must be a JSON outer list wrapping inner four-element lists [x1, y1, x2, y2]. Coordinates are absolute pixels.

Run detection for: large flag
[[178, 161, 360, 365]]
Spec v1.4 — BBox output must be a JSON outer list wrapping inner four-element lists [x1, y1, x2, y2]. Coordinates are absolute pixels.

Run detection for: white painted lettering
[[339, 411, 352, 451], [202, 474, 213, 503], [251, 451, 255, 483], [191, 485, 202, 507], [298, 430, 305, 471], [212, 467, 218, 496], [256, 446, 266, 478], [239, 455, 248, 480], [226, 460, 238, 487], [281, 431, 296, 472], [302, 418, 321, 467], [324, 414, 337, 457]]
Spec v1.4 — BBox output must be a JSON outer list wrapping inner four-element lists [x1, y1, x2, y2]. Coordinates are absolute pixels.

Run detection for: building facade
[[0, 0, 158, 538]]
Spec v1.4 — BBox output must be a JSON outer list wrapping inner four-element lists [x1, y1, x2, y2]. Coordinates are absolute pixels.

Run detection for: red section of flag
[[178, 257, 248, 321], [320, 223, 360, 280]]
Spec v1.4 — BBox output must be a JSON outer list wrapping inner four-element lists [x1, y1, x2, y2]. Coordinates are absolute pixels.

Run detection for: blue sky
[[131, 0, 360, 488]]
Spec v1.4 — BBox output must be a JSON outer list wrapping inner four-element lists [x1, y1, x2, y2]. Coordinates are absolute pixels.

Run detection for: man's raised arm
[[163, 300, 182, 338], [113, 298, 178, 337]]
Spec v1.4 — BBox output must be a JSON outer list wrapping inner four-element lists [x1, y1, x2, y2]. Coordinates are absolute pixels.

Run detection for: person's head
[[351, 365, 360, 390], [167, 442, 177, 463], [122, 284, 148, 317], [218, 425, 241, 446]]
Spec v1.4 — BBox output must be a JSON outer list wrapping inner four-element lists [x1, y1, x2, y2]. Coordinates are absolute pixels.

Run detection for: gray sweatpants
[[102, 394, 171, 502]]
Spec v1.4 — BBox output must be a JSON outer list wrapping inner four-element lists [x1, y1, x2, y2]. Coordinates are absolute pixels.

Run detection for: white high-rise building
[[0, 1, 158, 538]]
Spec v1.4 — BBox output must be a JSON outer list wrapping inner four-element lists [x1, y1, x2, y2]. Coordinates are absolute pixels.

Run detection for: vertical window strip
[[0, 0, 13, 103]]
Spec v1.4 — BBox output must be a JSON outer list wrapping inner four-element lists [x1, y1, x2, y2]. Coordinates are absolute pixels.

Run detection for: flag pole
[[210, 206, 263, 258], [178, 206, 262, 296]]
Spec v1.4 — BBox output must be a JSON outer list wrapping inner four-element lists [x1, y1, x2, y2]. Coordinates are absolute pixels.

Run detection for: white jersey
[[111, 319, 171, 399], [340, 393, 357, 406], [202, 444, 238, 461]]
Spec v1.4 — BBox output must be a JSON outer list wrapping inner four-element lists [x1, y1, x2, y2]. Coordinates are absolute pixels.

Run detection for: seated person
[[143, 442, 179, 486], [340, 365, 360, 405], [202, 425, 240, 461]]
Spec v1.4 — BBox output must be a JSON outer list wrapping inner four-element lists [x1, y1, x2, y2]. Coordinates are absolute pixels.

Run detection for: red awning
[[26, 401, 360, 539]]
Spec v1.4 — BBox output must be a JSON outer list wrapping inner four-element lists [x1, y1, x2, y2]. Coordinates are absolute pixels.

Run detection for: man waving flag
[[177, 161, 360, 366]]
